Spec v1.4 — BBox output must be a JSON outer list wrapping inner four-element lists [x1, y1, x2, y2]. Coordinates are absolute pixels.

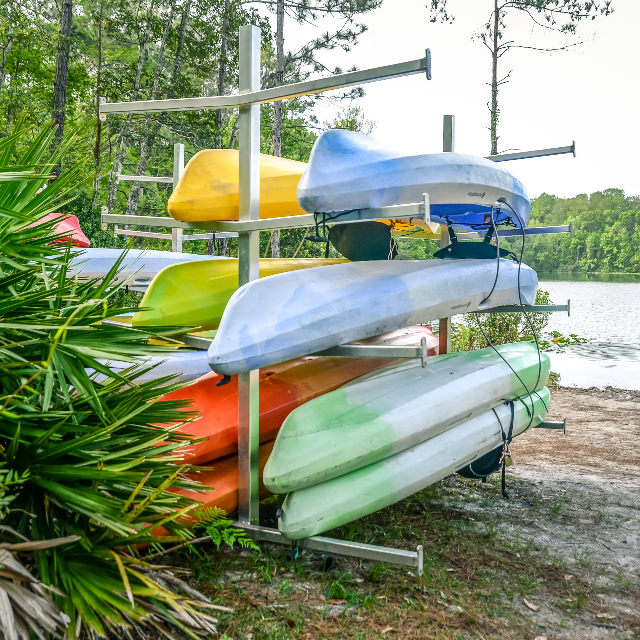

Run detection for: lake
[[538, 273, 640, 390]]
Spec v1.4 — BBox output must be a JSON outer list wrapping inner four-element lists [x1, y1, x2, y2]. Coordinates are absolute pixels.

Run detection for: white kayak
[[69, 248, 233, 286], [296, 130, 530, 230], [208, 259, 538, 376], [94, 350, 211, 385], [263, 342, 550, 493], [278, 387, 550, 540]]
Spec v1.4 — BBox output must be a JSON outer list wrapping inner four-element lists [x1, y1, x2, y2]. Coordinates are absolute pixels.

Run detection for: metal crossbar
[[99, 56, 430, 116], [485, 142, 575, 162]]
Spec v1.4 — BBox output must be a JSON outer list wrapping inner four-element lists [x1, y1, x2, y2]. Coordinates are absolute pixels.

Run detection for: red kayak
[[165, 325, 438, 466], [30, 212, 91, 247]]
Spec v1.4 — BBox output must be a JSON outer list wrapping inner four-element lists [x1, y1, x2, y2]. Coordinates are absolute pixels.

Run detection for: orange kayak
[[164, 325, 438, 466], [176, 442, 275, 515]]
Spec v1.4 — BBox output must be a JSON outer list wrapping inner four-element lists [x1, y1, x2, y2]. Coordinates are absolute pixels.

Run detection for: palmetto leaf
[[0, 121, 222, 637]]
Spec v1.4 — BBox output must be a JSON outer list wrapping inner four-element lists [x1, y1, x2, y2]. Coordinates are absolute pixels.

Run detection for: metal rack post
[[237, 25, 262, 526], [172, 143, 185, 252], [438, 115, 454, 354]]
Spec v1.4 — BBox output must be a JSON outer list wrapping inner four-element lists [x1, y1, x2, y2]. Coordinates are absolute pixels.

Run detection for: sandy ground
[[447, 385, 640, 638]]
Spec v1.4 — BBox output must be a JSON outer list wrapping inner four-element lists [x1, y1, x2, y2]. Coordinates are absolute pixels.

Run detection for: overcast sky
[[277, 0, 638, 200]]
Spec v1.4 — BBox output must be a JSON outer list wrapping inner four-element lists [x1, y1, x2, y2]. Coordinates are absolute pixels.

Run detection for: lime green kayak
[[132, 258, 348, 331], [278, 387, 550, 540], [263, 342, 550, 494]]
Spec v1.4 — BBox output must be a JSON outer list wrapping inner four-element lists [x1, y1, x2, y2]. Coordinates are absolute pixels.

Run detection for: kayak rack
[[99, 26, 571, 573]]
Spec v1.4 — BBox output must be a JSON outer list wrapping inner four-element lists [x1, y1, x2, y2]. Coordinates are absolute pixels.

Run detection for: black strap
[[501, 401, 515, 499]]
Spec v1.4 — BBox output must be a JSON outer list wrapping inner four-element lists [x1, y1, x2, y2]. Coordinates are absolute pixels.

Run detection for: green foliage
[[0, 120, 220, 638], [503, 189, 640, 273], [196, 507, 259, 551], [452, 289, 553, 352]]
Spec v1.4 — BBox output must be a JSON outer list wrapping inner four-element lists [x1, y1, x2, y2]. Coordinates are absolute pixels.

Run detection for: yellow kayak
[[132, 258, 348, 331], [168, 150, 308, 221]]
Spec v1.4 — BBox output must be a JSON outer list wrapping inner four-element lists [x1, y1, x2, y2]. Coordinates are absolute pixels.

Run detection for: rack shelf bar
[[485, 142, 575, 163], [315, 338, 428, 367], [232, 523, 424, 574], [114, 228, 238, 241], [99, 57, 430, 116], [101, 211, 571, 237], [534, 419, 566, 433]]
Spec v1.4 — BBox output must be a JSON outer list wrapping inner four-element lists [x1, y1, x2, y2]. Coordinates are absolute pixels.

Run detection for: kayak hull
[[70, 248, 232, 286], [164, 326, 438, 465], [168, 150, 308, 221], [263, 342, 550, 493], [208, 259, 538, 376], [297, 130, 530, 230], [278, 387, 550, 539], [133, 258, 348, 331], [172, 441, 275, 515]]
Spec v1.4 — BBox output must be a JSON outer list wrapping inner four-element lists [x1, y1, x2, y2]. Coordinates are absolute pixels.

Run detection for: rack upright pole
[[237, 25, 262, 525], [171, 143, 185, 252], [439, 115, 454, 354]]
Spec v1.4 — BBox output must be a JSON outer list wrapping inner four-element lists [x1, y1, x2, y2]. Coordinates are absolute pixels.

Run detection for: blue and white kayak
[[277, 387, 550, 540], [69, 248, 233, 287], [296, 130, 530, 230], [208, 259, 538, 376]]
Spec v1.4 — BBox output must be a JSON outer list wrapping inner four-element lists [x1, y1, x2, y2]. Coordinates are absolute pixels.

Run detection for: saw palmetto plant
[[0, 121, 221, 638]]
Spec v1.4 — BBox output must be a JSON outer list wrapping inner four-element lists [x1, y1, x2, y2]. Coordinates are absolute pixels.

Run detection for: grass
[[161, 473, 640, 639]]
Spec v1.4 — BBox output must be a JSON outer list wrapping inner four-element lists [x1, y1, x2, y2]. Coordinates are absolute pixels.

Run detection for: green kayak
[[278, 387, 550, 540], [263, 342, 550, 494]]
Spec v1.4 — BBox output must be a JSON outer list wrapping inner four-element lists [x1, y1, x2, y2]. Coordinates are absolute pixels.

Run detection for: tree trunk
[[126, 0, 176, 218], [213, 0, 230, 149], [490, 0, 499, 156], [209, 0, 230, 255], [170, 0, 192, 98], [0, 36, 14, 97], [91, 0, 104, 210], [270, 0, 285, 257], [52, 0, 73, 177], [106, 0, 155, 212]]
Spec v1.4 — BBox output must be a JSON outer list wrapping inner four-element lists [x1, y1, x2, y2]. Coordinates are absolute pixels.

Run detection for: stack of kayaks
[[264, 343, 550, 539], [166, 325, 439, 514], [96, 130, 550, 537]]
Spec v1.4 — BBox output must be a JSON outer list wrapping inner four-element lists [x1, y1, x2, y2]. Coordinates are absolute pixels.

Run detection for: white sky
[[277, 0, 639, 199]]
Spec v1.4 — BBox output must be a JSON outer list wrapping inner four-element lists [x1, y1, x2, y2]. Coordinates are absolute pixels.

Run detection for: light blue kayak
[[208, 259, 538, 376], [296, 130, 530, 230]]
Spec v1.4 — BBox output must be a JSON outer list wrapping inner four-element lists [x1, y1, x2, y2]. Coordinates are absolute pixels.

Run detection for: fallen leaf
[[516, 553, 521, 558], [564, 574, 573, 581], [286, 619, 296, 629], [597, 613, 615, 619], [534, 636, 547, 640], [446, 568, 458, 572], [329, 599, 346, 604], [381, 627, 395, 634], [353, 578, 364, 583], [376, 595, 387, 600], [446, 605, 464, 613], [407, 572, 415, 577], [439, 591, 447, 600], [523, 598, 540, 612]]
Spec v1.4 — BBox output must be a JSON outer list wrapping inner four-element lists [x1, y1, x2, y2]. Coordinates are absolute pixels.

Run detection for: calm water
[[538, 273, 640, 390]]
